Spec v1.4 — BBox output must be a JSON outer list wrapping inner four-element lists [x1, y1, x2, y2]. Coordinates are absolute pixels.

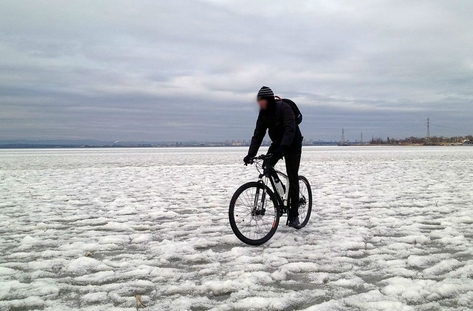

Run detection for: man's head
[[257, 86, 275, 110]]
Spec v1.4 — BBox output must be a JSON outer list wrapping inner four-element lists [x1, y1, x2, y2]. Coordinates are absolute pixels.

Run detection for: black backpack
[[276, 97, 303, 125]]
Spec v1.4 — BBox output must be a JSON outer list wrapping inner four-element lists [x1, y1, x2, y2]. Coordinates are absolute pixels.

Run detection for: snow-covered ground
[[1, 146, 472, 311]]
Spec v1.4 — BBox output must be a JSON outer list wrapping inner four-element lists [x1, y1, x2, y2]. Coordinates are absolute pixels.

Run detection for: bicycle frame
[[257, 165, 290, 211]]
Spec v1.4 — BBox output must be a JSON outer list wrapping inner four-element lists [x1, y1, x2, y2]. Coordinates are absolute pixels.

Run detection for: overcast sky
[[1, 0, 472, 142]]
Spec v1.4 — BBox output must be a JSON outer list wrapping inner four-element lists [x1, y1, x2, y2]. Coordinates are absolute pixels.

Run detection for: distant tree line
[[370, 135, 473, 145]]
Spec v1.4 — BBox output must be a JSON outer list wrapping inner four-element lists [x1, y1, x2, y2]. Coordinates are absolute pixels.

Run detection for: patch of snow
[[66, 257, 110, 274]]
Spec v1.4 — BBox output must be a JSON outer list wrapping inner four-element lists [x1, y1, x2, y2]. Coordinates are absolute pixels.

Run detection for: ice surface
[[0, 146, 473, 310]]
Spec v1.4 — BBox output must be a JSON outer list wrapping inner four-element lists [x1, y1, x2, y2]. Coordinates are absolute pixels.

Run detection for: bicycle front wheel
[[298, 176, 313, 228], [229, 182, 280, 245]]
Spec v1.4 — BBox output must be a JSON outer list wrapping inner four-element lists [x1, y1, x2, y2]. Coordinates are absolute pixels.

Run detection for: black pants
[[284, 149, 301, 219]]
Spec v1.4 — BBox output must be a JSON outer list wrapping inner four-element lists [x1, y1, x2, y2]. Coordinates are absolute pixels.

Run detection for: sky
[[0, 0, 472, 142]]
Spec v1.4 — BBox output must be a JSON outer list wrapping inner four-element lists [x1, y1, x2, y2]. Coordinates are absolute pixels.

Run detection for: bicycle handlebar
[[246, 154, 272, 165]]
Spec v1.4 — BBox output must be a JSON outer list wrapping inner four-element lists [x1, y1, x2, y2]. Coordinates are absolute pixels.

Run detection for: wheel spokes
[[233, 187, 277, 241], [298, 179, 310, 221]]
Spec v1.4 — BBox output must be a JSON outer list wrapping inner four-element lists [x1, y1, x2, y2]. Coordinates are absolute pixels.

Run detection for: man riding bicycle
[[243, 86, 303, 228]]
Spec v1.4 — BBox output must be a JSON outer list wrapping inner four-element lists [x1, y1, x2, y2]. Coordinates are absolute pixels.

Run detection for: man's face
[[257, 98, 268, 110]]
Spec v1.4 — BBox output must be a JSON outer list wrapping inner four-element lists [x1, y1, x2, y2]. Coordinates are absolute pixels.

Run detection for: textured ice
[[0, 146, 473, 310]]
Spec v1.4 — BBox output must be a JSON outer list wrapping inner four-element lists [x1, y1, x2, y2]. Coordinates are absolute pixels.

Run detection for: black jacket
[[248, 100, 303, 156]]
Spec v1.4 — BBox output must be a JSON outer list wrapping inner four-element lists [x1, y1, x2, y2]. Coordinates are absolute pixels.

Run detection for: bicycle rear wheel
[[298, 176, 312, 228], [229, 182, 280, 245]]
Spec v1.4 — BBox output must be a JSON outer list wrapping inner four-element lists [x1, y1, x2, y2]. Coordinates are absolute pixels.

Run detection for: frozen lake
[[1, 146, 473, 311]]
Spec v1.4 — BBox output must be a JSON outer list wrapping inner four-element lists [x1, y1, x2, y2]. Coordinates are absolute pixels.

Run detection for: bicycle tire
[[298, 176, 312, 228], [229, 182, 280, 245]]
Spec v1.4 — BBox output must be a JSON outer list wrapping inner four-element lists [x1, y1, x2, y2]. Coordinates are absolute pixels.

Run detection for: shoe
[[287, 217, 301, 229]]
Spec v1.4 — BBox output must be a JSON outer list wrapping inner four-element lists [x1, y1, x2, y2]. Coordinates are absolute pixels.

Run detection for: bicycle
[[229, 154, 312, 245]]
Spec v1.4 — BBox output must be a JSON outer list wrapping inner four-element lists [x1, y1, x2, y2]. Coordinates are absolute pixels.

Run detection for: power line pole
[[426, 118, 431, 142], [339, 128, 346, 146]]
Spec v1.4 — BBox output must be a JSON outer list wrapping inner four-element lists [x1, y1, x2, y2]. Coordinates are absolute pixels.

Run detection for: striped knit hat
[[257, 86, 274, 100]]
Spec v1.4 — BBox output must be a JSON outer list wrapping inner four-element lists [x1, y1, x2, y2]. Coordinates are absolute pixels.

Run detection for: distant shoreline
[[0, 144, 471, 149]]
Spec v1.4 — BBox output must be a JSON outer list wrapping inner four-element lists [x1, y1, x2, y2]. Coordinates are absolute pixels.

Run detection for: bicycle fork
[[252, 183, 266, 217]]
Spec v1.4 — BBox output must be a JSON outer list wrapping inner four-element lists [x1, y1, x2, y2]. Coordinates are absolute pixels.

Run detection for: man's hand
[[243, 154, 254, 166]]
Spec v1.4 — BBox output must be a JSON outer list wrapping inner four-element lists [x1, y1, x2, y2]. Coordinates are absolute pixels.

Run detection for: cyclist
[[243, 86, 303, 228]]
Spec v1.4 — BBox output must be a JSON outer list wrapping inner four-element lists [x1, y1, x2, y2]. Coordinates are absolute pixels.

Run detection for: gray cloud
[[0, 0, 472, 142]]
